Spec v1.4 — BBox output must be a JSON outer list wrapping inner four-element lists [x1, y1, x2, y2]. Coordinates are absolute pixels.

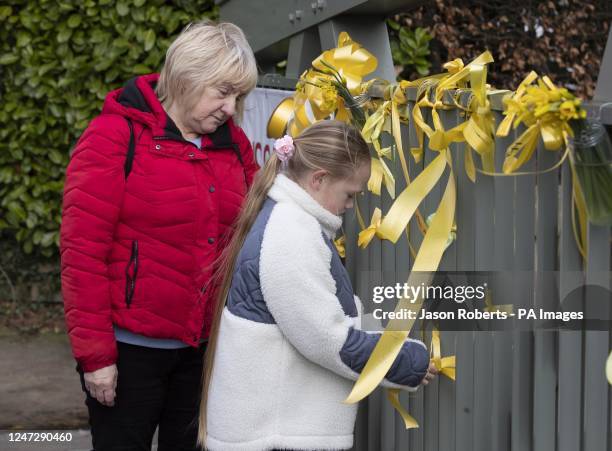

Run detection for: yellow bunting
[[334, 235, 346, 258], [430, 328, 456, 381]]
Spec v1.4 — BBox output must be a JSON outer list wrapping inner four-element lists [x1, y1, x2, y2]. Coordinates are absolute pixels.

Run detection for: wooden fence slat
[[394, 105, 417, 451], [557, 160, 584, 451], [407, 106, 426, 451], [473, 123, 496, 451], [453, 112, 476, 451], [491, 114, 516, 451], [435, 108, 459, 451], [533, 145, 559, 451], [511, 127, 536, 451], [583, 223, 611, 451]]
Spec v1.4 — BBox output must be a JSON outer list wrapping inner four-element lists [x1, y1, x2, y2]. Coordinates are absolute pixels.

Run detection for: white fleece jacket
[[206, 174, 427, 451]]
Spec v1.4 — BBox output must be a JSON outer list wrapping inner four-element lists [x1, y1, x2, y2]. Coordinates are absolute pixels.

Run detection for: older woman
[[60, 20, 258, 450]]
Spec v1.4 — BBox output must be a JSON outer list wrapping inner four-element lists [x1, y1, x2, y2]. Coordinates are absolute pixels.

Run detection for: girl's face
[[304, 161, 371, 216]]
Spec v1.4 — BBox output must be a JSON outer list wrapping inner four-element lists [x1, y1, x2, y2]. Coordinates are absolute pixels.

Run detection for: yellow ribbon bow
[[266, 32, 378, 137], [430, 328, 456, 381], [312, 31, 377, 94], [357, 208, 382, 248]]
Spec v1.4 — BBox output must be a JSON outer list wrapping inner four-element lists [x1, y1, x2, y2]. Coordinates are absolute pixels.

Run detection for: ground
[[0, 315, 163, 451], [0, 327, 86, 430], [0, 325, 91, 450]]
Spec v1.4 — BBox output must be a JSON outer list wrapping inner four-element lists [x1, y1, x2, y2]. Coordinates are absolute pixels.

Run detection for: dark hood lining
[[117, 77, 235, 149]]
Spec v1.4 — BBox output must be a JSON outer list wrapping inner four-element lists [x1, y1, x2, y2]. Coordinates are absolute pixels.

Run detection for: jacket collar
[[268, 174, 342, 239]]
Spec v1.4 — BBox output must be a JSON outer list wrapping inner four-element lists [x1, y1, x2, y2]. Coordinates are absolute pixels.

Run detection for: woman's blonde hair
[[197, 120, 371, 447], [156, 19, 258, 120]]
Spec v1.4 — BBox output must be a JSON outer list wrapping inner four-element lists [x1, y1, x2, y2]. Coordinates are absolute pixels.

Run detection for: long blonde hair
[[197, 120, 370, 447]]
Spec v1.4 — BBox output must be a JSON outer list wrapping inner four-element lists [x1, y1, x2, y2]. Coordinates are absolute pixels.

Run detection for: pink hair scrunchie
[[273, 135, 295, 162]]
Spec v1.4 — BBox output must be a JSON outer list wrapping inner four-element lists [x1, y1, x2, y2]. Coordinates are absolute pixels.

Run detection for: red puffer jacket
[[60, 74, 258, 372]]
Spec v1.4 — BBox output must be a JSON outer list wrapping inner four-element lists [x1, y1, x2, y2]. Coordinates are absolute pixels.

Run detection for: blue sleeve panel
[[339, 327, 429, 387]]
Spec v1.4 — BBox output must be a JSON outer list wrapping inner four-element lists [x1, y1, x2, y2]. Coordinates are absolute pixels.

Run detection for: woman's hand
[[84, 364, 118, 407], [420, 362, 439, 386]]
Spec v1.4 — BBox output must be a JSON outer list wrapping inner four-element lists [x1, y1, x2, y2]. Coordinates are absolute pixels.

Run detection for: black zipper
[[125, 240, 139, 308]]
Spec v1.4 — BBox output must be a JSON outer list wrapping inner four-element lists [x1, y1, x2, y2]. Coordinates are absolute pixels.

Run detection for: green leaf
[[0, 54, 19, 65], [16, 31, 32, 47], [134, 0, 146, 7], [386, 19, 400, 31], [8, 202, 26, 221], [416, 65, 430, 76], [23, 239, 33, 254], [49, 149, 63, 164], [41, 232, 55, 247], [57, 27, 72, 43], [144, 29, 156, 51], [0, 6, 12, 21], [116, 2, 130, 16], [132, 64, 151, 74], [67, 14, 81, 28]]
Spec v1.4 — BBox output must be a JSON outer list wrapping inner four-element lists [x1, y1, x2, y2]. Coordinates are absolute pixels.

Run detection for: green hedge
[[0, 0, 217, 258]]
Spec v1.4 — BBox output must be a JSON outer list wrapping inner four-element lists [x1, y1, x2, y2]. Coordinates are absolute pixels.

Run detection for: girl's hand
[[420, 362, 439, 386]]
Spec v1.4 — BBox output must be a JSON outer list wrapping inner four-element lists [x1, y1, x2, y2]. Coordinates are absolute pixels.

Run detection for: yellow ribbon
[[368, 158, 395, 198], [267, 97, 294, 139], [387, 389, 419, 429], [312, 32, 377, 94], [375, 153, 447, 243], [492, 74, 588, 259], [497, 73, 585, 174], [358, 208, 382, 248], [266, 32, 378, 137], [430, 328, 456, 381], [345, 148, 456, 406], [266, 31, 593, 427]]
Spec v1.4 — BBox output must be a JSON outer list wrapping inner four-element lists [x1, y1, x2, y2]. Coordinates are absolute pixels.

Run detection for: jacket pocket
[[124, 240, 139, 308]]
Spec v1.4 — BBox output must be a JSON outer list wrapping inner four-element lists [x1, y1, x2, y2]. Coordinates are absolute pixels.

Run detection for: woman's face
[[181, 84, 244, 136]]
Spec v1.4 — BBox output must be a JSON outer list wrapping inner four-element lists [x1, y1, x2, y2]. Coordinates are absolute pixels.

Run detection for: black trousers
[[77, 341, 206, 451]]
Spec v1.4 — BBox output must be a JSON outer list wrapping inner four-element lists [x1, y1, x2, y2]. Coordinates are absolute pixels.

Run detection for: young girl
[[199, 120, 434, 451]]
